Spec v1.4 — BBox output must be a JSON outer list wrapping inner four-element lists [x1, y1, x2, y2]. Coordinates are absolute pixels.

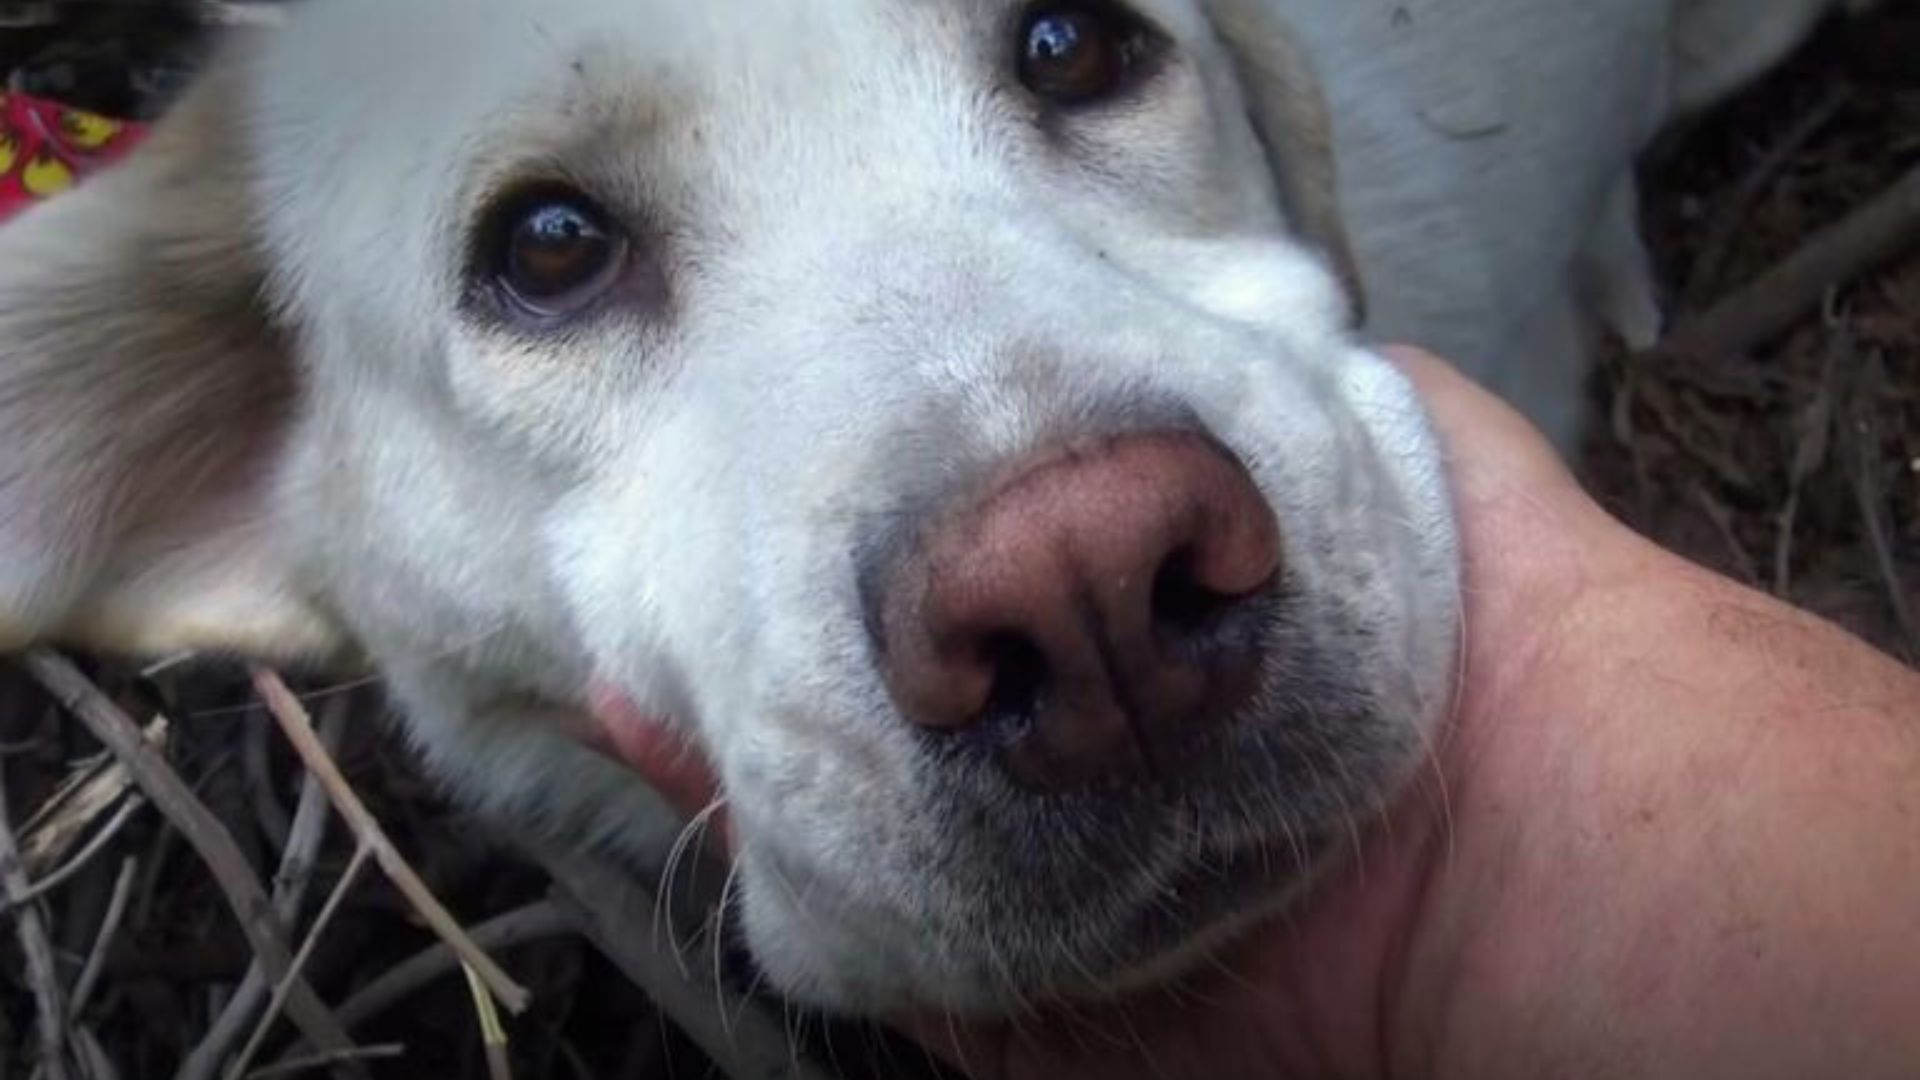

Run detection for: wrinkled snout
[[873, 432, 1283, 791]]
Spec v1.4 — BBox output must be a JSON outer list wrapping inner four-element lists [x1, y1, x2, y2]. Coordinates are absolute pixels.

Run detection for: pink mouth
[[585, 679, 728, 845]]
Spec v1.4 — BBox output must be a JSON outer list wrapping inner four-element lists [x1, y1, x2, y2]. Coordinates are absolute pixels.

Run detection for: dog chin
[[770, 830, 1328, 1017], [1065, 832, 1331, 1000]]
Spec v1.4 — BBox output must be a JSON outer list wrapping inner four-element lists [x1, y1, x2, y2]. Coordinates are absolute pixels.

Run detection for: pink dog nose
[[877, 432, 1283, 790]]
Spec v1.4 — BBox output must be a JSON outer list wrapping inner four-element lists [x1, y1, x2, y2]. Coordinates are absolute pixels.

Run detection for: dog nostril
[[975, 631, 1048, 739], [1150, 546, 1242, 635], [878, 430, 1282, 789]]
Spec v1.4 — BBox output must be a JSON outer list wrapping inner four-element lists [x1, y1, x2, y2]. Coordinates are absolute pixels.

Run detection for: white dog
[[0, 0, 1849, 1015]]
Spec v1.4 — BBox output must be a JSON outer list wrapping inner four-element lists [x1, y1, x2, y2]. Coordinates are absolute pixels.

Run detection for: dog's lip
[[580, 684, 1326, 1006], [584, 680, 726, 825]]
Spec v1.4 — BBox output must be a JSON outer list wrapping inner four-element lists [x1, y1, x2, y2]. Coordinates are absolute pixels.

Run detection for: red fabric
[[0, 92, 148, 224]]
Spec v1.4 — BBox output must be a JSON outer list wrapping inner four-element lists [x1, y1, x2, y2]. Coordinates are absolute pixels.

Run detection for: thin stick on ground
[[268, 697, 347, 929], [1684, 85, 1851, 305], [243, 1045, 408, 1080], [19, 650, 368, 1079], [68, 855, 138, 1020], [226, 842, 374, 1080], [1853, 468, 1920, 659], [1844, 355, 1920, 660], [0, 759, 72, 1080], [1773, 323, 1842, 598], [1651, 162, 1920, 361], [277, 898, 574, 1067], [20, 715, 163, 874], [182, 699, 347, 1080], [73, 1026, 122, 1080], [6, 795, 145, 910], [463, 962, 514, 1080], [537, 846, 833, 1080], [244, 718, 291, 854], [249, 667, 532, 1014]]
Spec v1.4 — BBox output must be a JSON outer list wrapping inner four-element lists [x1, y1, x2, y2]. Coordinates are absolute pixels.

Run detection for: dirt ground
[[1585, 7, 1919, 662], [0, 4, 1914, 1078]]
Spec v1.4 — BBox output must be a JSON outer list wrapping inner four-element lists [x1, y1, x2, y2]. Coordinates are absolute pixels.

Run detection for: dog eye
[[1017, 4, 1147, 105], [487, 187, 629, 319]]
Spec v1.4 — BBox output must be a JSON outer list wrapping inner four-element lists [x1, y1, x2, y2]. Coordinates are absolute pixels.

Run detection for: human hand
[[902, 348, 1920, 1078], [611, 346, 1920, 1079]]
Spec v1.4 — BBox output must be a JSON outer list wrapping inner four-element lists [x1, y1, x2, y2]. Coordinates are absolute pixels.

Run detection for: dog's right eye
[[481, 186, 630, 322], [1016, 3, 1157, 106]]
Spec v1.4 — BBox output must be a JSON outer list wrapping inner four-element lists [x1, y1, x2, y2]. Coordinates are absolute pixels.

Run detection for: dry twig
[[183, 699, 346, 1080], [1653, 162, 1920, 361], [1685, 86, 1851, 305], [273, 898, 573, 1074], [463, 962, 514, 1080], [227, 844, 374, 1079], [1842, 353, 1920, 659], [72, 1025, 123, 1080], [243, 1045, 407, 1080], [1690, 482, 1761, 586], [243, 719, 291, 854], [20, 719, 163, 873], [1774, 320, 1843, 596], [19, 650, 366, 1078], [67, 855, 137, 1021], [0, 759, 72, 1080], [538, 846, 832, 1080], [7, 795, 144, 911], [249, 668, 531, 1014]]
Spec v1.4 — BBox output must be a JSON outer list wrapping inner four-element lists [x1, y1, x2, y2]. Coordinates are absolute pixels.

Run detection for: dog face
[[0, 0, 1458, 1012]]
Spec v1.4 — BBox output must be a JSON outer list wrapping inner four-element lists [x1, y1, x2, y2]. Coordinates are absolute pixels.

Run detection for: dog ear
[[1203, 0, 1367, 325], [0, 63, 345, 662]]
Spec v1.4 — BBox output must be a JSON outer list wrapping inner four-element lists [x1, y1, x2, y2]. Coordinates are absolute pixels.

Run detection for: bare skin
[[617, 346, 1920, 1079]]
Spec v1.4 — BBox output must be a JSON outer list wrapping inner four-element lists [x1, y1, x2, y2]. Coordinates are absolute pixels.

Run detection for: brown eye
[[492, 188, 628, 318], [1017, 5, 1142, 105]]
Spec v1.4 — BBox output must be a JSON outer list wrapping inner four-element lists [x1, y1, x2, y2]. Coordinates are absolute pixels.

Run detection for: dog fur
[[0, 0, 1854, 1014]]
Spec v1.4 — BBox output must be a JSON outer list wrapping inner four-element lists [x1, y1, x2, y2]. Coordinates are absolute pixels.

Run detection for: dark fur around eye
[[467, 182, 658, 330]]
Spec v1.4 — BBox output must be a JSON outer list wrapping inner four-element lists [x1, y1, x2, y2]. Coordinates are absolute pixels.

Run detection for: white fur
[[0, 0, 1853, 1015]]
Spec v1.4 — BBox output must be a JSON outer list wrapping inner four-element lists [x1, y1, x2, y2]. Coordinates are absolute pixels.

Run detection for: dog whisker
[[654, 793, 727, 979]]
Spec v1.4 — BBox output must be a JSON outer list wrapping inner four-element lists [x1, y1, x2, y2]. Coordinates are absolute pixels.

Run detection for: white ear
[[1202, 0, 1367, 325], [0, 61, 343, 662]]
